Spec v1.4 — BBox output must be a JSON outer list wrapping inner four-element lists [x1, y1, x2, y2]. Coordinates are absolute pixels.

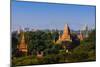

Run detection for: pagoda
[[17, 31, 28, 53], [60, 24, 72, 41], [56, 24, 72, 43], [78, 31, 84, 41]]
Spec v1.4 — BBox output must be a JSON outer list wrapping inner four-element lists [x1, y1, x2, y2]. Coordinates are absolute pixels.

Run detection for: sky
[[11, 0, 96, 31]]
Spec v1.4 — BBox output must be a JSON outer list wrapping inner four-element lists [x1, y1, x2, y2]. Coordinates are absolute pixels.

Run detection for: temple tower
[[17, 31, 28, 53], [60, 24, 72, 41], [17, 29, 20, 34], [82, 24, 89, 38], [78, 31, 84, 41]]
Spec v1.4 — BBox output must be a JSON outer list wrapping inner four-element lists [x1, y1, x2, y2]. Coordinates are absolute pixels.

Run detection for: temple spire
[[61, 24, 71, 41], [17, 30, 27, 53], [17, 27, 21, 34], [78, 30, 84, 41]]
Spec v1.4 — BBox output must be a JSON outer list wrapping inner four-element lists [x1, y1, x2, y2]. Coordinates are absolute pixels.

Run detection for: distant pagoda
[[78, 31, 84, 41], [17, 29, 28, 53], [82, 24, 89, 38]]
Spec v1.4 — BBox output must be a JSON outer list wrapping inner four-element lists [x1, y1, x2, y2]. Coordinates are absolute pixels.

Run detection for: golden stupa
[[17, 31, 28, 53], [60, 24, 71, 41], [56, 24, 72, 44]]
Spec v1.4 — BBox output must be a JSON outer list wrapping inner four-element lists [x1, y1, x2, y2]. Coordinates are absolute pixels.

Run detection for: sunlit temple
[[17, 30, 28, 53], [60, 24, 72, 41], [56, 24, 72, 44], [56, 24, 86, 44], [16, 24, 89, 53]]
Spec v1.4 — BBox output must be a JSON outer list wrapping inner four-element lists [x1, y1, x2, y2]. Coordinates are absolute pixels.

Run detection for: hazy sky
[[11, 0, 96, 31]]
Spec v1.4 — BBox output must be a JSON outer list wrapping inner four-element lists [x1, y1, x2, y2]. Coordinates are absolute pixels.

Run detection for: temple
[[56, 24, 72, 43], [78, 31, 84, 41], [17, 30, 28, 53], [60, 24, 72, 41]]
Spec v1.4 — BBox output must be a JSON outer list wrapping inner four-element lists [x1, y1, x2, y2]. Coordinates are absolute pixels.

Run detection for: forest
[[11, 29, 96, 66]]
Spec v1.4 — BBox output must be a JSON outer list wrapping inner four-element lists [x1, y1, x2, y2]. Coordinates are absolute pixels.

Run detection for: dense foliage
[[11, 29, 96, 66]]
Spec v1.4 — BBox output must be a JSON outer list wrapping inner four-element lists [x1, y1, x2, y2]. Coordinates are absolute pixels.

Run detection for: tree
[[12, 32, 18, 56]]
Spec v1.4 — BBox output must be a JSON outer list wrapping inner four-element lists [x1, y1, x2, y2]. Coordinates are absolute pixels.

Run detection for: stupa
[[56, 24, 72, 43], [60, 24, 72, 41], [78, 31, 84, 41], [17, 30, 28, 53]]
